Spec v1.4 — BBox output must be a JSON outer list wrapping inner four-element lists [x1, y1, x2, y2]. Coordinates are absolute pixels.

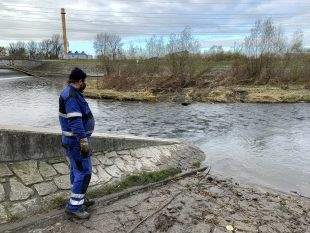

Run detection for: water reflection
[[1, 69, 310, 195]]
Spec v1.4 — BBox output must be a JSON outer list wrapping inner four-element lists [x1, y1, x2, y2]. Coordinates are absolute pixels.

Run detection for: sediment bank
[[85, 84, 310, 103], [5, 171, 310, 233]]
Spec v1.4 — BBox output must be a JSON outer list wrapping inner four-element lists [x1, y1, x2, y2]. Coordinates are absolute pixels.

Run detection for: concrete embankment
[[0, 125, 204, 224]]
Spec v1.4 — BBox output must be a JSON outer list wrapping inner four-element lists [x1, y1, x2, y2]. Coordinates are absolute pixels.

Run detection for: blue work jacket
[[58, 84, 95, 146]]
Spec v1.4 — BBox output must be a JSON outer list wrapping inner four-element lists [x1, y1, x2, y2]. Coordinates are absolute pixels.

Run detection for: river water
[[1, 69, 310, 195]]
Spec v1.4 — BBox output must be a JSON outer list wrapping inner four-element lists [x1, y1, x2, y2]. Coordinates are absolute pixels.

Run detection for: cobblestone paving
[[27, 173, 310, 233]]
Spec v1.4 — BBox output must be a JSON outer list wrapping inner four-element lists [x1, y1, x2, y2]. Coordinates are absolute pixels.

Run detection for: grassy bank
[[85, 81, 310, 103], [47, 167, 181, 211], [193, 85, 310, 103], [84, 88, 156, 102], [22, 59, 310, 103]]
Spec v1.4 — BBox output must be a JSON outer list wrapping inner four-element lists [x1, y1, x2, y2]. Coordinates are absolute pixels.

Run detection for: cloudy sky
[[0, 0, 309, 54]]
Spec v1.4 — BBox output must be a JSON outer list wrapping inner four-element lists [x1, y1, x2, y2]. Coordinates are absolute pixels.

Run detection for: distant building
[[63, 51, 93, 59]]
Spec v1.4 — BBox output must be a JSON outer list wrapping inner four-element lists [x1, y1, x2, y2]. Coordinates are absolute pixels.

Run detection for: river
[[1, 69, 310, 196]]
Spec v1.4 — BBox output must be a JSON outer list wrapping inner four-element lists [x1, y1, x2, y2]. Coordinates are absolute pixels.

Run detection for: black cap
[[69, 67, 86, 82]]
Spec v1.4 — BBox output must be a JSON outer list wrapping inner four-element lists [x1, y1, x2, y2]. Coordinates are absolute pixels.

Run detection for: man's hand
[[80, 138, 90, 156]]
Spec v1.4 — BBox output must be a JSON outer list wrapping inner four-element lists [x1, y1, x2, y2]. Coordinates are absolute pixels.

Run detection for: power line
[[3, 1, 310, 7], [1, 26, 305, 35], [2, 2, 310, 15], [2, 7, 310, 17], [2, 13, 310, 22], [1, 20, 309, 28]]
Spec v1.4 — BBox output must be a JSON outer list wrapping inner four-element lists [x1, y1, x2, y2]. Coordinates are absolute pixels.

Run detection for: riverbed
[[1, 69, 310, 196]]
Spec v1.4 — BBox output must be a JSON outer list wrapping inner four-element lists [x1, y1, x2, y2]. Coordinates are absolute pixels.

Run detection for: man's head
[[68, 67, 87, 92]]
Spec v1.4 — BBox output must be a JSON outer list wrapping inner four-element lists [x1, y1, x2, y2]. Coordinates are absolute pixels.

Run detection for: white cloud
[[0, 0, 309, 47]]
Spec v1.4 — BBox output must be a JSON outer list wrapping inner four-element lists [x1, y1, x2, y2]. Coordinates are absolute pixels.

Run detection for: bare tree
[[0, 47, 6, 58], [166, 27, 200, 87], [286, 30, 305, 82], [27, 41, 38, 59], [144, 35, 165, 74], [94, 33, 123, 75], [94, 33, 122, 60], [39, 39, 53, 59], [243, 18, 287, 83], [290, 30, 303, 53], [209, 45, 224, 54], [179, 26, 201, 53], [50, 34, 63, 59], [145, 35, 165, 58], [126, 41, 138, 59], [8, 42, 27, 60]]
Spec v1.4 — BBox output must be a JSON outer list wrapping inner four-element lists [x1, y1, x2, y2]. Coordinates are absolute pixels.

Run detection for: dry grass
[[85, 88, 156, 102], [193, 85, 310, 103]]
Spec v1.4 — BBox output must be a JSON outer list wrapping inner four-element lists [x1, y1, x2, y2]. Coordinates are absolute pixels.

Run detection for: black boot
[[84, 197, 95, 207], [65, 208, 91, 220]]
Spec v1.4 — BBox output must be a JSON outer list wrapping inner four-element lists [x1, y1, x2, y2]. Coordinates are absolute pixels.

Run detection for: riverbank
[[9, 171, 310, 233], [5, 60, 310, 103], [85, 81, 310, 103]]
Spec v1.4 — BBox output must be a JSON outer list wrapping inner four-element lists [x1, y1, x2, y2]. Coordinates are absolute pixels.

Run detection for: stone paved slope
[[24, 173, 310, 233]]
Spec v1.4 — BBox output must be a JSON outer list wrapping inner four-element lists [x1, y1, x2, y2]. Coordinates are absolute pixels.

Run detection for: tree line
[[93, 20, 308, 88], [0, 34, 63, 60], [0, 19, 308, 87]]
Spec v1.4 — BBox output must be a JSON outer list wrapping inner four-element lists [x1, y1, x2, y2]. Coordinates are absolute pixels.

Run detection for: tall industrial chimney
[[61, 8, 68, 54]]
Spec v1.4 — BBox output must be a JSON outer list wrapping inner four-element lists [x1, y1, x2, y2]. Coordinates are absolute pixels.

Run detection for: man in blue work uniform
[[59, 67, 95, 219]]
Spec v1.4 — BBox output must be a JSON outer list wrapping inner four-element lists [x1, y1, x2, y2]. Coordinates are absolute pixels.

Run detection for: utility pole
[[61, 8, 68, 55]]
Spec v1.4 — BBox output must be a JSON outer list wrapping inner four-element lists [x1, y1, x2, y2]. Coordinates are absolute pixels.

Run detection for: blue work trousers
[[65, 146, 92, 212]]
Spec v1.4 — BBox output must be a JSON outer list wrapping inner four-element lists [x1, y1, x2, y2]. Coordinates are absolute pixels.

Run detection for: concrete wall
[[0, 125, 178, 162], [0, 125, 205, 224]]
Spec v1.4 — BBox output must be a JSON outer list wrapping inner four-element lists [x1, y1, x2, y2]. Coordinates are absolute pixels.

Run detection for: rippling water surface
[[1, 69, 310, 195]]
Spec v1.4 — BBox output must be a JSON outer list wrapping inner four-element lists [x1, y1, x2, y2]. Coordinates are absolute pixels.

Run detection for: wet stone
[[11, 160, 43, 185], [54, 175, 71, 190], [105, 165, 122, 178], [191, 222, 212, 233], [213, 227, 226, 233], [130, 148, 147, 158], [9, 203, 26, 216], [34, 182, 58, 196], [259, 225, 277, 233], [104, 151, 117, 159], [140, 157, 158, 171], [271, 223, 290, 233], [208, 186, 225, 197], [235, 221, 257, 232], [21, 198, 41, 213], [158, 146, 173, 158], [91, 157, 100, 166], [92, 166, 98, 174], [9, 178, 34, 201], [47, 157, 66, 164], [96, 166, 112, 183], [114, 157, 126, 172], [116, 150, 130, 156], [97, 155, 114, 166], [0, 184, 5, 202], [90, 173, 99, 186], [0, 204, 8, 224], [0, 163, 13, 177], [134, 159, 143, 171], [39, 161, 57, 179], [42, 191, 69, 207], [53, 163, 69, 175]]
